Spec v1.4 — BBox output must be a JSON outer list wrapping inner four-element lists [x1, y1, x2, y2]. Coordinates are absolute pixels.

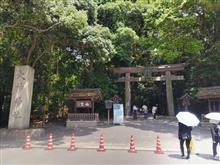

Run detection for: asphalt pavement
[[0, 116, 219, 164], [0, 117, 216, 152], [1, 148, 220, 165]]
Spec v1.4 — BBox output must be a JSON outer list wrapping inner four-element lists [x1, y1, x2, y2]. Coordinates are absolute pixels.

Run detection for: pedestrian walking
[[142, 104, 148, 119], [133, 105, 138, 120], [178, 122, 192, 159], [152, 104, 158, 119], [211, 122, 220, 160]]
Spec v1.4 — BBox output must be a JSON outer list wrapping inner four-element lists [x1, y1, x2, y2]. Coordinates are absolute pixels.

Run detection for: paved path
[[1, 117, 220, 164], [1, 148, 220, 165], [0, 118, 216, 154]]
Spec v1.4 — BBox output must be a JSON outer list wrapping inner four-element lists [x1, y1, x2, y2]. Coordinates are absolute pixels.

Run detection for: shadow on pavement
[[124, 119, 211, 140], [0, 121, 99, 149], [195, 153, 218, 161], [168, 154, 183, 160]]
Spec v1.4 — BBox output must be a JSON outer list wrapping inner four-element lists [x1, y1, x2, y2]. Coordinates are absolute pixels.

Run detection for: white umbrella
[[209, 119, 219, 124], [204, 112, 220, 121], [176, 111, 200, 127]]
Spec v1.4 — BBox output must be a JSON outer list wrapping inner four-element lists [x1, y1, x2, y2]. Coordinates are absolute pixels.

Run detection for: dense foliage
[[1, 0, 220, 125]]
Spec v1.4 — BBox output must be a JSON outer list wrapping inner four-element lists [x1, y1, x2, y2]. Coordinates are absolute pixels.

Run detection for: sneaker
[[180, 155, 185, 159]]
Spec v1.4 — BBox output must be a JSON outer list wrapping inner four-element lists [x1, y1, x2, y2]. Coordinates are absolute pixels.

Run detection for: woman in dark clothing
[[178, 122, 192, 159], [211, 122, 220, 159]]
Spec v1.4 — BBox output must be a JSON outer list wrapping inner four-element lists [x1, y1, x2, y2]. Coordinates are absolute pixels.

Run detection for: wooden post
[[213, 101, 216, 111], [208, 99, 211, 112], [125, 73, 131, 118], [107, 109, 110, 125], [165, 71, 175, 116], [74, 99, 77, 113], [92, 99, 94, 113]]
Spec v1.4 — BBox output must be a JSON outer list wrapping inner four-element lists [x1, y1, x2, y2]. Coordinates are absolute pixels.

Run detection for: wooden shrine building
[[65, 88, 102, 127], [196, 86, 220, 113], [113, 63, 186, 117]]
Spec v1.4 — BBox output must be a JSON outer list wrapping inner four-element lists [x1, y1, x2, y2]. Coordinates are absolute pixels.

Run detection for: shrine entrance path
[[1, 117, 212, 155]]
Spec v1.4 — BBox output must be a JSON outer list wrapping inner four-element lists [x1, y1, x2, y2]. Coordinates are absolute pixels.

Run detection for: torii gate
[[112, 63, 186, 117]]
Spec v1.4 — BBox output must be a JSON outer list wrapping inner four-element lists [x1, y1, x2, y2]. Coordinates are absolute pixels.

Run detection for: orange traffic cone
[[128, 135, 137, 153], [23, 134, 32, 150], [46, 133, 54, 150], [97, 135, 105, 152], [154, 135, 164, 154], [68, 133, 76, 151]]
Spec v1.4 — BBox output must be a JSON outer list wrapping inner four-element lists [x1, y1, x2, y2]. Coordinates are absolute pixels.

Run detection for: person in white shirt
[[142, 105, 148, 111], [152, 104, 158, 119], [142, 105, 148, 119], [133, 105, 138, 119]]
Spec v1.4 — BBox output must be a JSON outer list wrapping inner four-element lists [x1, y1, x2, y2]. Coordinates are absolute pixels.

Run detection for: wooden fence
[[68, 113, 99, 121]]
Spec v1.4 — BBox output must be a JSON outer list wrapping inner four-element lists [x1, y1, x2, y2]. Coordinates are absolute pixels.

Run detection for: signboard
[[105, 100, 113, 109], [76, 100, 92, 108], [113, 104, 124, 124]]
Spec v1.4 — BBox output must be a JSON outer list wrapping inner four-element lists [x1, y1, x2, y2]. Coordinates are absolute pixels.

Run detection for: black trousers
[[179, 138, 191, 156], [213, 141, 220, 156]]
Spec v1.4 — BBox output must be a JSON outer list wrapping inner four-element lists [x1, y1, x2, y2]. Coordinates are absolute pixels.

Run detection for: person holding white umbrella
[[210, 121, 220, 160], [205, 112, 220, 160], [176, 111, 200, 159], [178, 122, 192, 159]]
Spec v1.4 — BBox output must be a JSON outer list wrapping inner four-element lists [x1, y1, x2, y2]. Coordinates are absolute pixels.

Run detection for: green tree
[[76, 25, 115, 87], [113, 27, 139, 66]]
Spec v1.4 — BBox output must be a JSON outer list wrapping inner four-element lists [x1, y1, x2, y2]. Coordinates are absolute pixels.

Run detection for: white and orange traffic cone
[[128, 135, 137, 153], [68, 133, 76, 151], [23, 134, 32, 150], [97, 135, 105, 152], [154, 135, 164, 154], [46, 133, 54, 150]]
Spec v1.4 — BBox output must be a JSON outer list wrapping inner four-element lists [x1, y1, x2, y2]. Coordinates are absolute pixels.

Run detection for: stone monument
[[8, 65, 35, 129]]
